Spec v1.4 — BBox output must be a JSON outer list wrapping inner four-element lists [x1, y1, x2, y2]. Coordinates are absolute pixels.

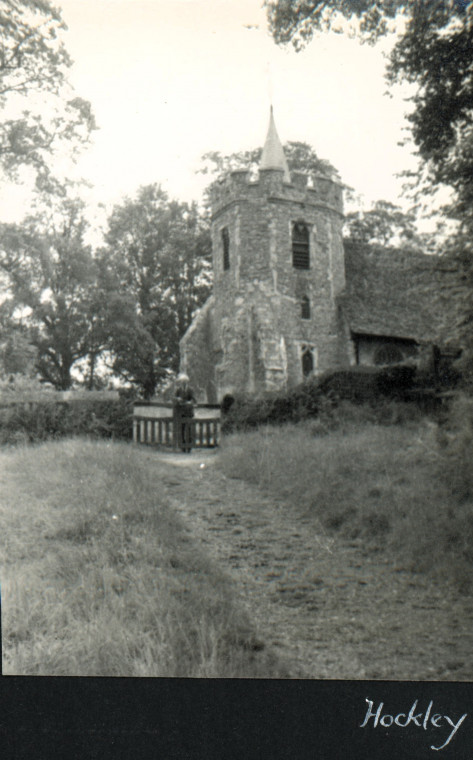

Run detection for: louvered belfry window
[[292, 222, 310, 269], [222, 227, 230, 270]]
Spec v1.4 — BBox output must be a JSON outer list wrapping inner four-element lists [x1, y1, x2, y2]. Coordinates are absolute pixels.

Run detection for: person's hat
[[177, 373, 189, 383]]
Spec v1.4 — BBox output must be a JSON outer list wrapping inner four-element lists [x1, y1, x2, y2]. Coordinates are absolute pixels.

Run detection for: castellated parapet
[[180, 113, 350, 402]]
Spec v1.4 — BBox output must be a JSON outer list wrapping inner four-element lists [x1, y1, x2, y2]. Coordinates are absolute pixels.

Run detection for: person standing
[[173, 373, 196, 452]]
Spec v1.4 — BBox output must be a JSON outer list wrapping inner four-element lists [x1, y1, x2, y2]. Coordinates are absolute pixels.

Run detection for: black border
[[0, 677, 472, 759]]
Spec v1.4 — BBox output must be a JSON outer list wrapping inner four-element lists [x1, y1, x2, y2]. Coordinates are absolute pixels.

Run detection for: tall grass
[[438, 393, 473, 500], [2, 439, 286, 676], [218, 415, 473, 586]]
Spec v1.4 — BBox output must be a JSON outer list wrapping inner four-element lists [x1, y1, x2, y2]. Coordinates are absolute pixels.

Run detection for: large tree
[[102, 185, 212, 398], [0, 0, 95, 188], [344, 199, 424, 249], [265, 2, 472, 191], [0, 197, 106, 389]]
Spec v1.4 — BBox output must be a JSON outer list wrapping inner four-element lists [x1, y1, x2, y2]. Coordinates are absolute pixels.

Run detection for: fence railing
[[133, 415, 220, 449]]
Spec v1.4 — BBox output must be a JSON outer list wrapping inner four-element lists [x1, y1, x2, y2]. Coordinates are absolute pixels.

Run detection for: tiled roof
[[341, 242, 455, 344]]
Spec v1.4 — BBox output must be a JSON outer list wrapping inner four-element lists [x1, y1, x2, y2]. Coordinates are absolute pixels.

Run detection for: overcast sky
[[3, 0, 418, 223]]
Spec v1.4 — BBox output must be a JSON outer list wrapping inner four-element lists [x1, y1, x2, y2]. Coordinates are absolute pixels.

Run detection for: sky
[[2, 0, 418, 225]]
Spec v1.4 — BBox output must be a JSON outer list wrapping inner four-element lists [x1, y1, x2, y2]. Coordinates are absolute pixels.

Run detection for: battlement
[[181, 109, 351, 402], [210, 167, 344, 217]]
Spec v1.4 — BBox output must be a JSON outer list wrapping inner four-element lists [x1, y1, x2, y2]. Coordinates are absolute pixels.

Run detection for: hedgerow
[[221, 365, 422, 432], [0, 398, 134, 445]]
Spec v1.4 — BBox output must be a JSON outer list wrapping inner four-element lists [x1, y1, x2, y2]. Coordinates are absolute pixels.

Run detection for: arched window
[[292, 222, 310, 269], [373, 344, 404, 366], [301, 295, 311, 320], [222, 227, 230, 270], [302, 348, 314, 377]]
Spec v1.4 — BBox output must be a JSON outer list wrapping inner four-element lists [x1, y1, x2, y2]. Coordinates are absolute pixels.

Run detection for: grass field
[[218, 416, 473, 586], [3, 405, 472, 676], [1, 439, 287, 677]]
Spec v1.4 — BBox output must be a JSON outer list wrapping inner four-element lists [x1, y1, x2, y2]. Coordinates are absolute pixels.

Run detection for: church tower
[[180, 108, 349, 402]]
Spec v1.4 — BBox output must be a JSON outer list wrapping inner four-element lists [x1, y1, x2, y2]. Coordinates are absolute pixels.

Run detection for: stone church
[[180, 109, 449, 403]]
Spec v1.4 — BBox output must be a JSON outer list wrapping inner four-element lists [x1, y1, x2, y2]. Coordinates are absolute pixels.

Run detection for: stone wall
[[180, 166, 351, 402], [180, 297, 220, 403]]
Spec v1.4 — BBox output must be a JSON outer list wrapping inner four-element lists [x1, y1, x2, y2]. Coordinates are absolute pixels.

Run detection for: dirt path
[[146, 449, 473, 680]]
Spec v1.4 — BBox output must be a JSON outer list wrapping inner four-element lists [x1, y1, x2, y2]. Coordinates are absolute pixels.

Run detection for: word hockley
[[360, 699, 468, 751]]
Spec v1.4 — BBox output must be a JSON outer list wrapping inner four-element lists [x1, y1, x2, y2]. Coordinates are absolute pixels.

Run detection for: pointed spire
[[260, 106, 291, 182]]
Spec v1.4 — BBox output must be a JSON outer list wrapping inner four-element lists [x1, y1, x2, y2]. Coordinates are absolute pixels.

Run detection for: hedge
[[0, 398, 134, 445], [221, 365, 421, 432]]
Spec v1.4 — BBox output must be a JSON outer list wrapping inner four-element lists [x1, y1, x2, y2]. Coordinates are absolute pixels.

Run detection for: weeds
[[437, 393, 473, 500], [219, 414, 473, 587], [0, 399, 133, 445], [221, 366, 423, 433], [2, 439, 286, 677]]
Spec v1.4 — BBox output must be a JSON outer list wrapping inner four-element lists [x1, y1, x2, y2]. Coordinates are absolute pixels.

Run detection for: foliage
[[0, 0, 95, 187], [265, 0, 403, 48], [317, 364, 417, 401], [265, 2, 472, 202], [101, 184, 212, 398], [223, 364, 423, 431], [199, 140, 338, 187], [438, 393, 473, 501], [439, 228, 473, 386], [344, 199, 422, 248], [0, 372, 52, 398], [265, 1, 473, 363], [0, 396, 133, 445], [0, 321, 37, 376], [222, 387, 422, 435], [221, 365, 422, 432], [0, 183, 212, 396], [0, 195, 107, 389]]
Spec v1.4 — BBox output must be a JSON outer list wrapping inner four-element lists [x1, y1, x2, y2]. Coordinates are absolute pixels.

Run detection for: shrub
[[316, 364, 417, 404], [0, 398, 134, 445], [221, 368, 422, 434], [438, 393, 473, 500], [221, 380, 323, 433]]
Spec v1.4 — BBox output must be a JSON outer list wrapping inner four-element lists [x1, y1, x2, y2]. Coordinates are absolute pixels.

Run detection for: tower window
[[301, 295, 311, 320], [222, 227, 230, 270], [301, 347, 314, 377], [292, 222, 310, 269]]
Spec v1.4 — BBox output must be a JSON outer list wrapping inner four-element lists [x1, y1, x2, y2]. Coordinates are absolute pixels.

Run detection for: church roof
[[342, 242, 455, 345], [260, 106, 291, 182]]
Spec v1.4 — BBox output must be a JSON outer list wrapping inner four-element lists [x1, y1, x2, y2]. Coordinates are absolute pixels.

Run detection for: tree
[[265, 3, 472, 188], [198, 141, 339, 216], [264, 1, 473, 202], [0, 301, 37, 376], [0, 197, 106, 389], [199, 140, 338, 182], [266, 1, 473, 372], [344, 199, 422, 248], [0, 0, 95, 187], [102, 185, 212, 398]]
